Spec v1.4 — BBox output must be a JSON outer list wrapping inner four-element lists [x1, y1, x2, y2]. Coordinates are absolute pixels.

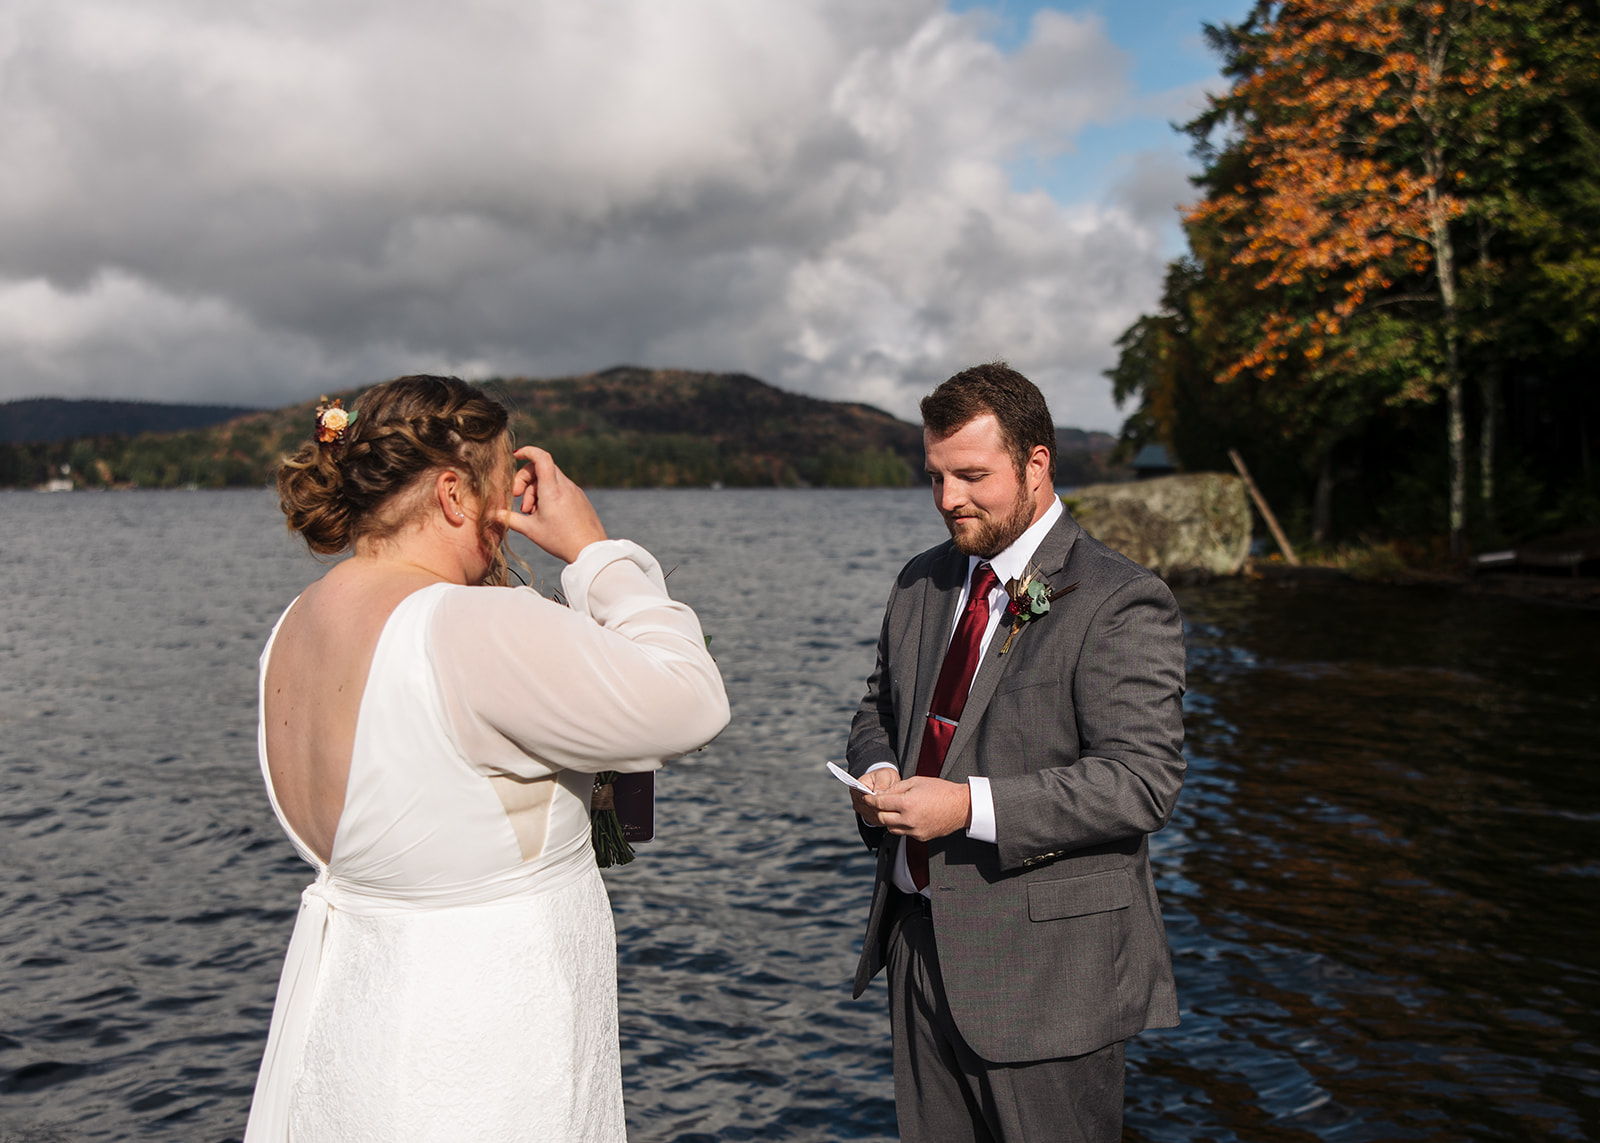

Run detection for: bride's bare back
[[263, 562, 444, 864], [265, 429, 608, 864]]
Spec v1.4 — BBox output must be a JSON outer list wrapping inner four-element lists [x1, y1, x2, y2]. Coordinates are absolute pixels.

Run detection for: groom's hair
[[921, 362, 1057, 481]]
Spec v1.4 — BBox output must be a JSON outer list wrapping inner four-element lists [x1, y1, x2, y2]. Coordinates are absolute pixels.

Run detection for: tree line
[[1111, 0, 1599, 554], [0, 423, 917, 491], [0, 370, 928, 491]]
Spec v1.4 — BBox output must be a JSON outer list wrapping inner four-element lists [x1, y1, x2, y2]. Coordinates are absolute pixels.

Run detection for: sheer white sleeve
[[431, 540, 730, 778]]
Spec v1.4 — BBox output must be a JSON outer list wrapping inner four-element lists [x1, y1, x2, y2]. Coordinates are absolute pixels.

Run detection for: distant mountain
[[0, 397, 259, 444], [1054, 427, 1128, 488], [0, 370, 1125, 490], [0, 369, 921, 490], [487, 367, 922, 487]]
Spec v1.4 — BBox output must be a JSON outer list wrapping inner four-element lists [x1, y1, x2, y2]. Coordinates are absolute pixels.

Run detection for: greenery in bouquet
[[589, 772, 635, 868]]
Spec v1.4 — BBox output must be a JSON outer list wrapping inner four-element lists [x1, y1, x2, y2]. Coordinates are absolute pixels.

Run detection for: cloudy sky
[[0, 0, 1246, 430]]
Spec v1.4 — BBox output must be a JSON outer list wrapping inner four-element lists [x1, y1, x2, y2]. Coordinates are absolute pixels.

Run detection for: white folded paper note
[[826, 760, 874, 793]]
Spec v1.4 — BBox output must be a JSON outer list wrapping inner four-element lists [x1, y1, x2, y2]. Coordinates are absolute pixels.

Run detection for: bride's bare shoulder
[[275, 563, 437, 659]]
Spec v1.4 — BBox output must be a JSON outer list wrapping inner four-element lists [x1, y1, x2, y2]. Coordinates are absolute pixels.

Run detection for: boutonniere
[[998, 566, 1078, 654]]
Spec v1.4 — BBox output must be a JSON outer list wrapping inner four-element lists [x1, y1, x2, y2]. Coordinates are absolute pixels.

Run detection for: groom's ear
[[1025, 444, 1052, 493]]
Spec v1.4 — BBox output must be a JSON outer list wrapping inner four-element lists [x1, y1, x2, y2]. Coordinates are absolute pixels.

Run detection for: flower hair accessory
[[315, 397, 352, 447], [998, 565, 1078, 654]]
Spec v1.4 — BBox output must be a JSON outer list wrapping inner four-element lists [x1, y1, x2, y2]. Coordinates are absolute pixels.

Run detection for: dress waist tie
[[243, 873, 339, 1143]]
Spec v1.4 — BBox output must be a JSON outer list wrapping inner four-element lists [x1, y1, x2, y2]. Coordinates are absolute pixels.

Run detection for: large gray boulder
[[1066, 473, 1251, 582]]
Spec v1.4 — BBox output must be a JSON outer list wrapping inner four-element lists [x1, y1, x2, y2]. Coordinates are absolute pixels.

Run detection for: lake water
[[1, 488, 1596, 1142]]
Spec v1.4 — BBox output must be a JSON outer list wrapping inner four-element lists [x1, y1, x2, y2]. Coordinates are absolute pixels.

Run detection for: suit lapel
[[940, 512, 1082, 778], [904, 544, 968, 777]]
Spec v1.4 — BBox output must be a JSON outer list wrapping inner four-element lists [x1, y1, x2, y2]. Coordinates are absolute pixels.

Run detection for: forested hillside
[[1, 369, 1129, 492], [0, 368, 925, 490]]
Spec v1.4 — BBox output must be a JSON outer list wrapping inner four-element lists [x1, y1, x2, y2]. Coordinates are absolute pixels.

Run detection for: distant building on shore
[[1131, 444, 1177, 480]]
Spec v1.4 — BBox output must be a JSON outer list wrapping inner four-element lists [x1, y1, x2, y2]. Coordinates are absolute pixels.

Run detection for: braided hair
[[277, 375, 513, 582]]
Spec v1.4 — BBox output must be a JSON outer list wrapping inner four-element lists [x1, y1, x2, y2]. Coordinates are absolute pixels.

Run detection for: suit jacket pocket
[[993, 666, 1059, 697], [1027, 869, 1132, 921]]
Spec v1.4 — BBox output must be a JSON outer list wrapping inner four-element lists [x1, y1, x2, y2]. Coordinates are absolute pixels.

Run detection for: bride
[[245, 375, 729, 1141]]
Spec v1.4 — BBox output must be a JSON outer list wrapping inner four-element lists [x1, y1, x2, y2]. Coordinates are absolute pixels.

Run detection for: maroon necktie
[[906, 562, 1000, 891]]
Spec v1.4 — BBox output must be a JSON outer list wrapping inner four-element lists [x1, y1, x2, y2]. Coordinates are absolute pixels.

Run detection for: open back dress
[[244, 540, 728, 1143]]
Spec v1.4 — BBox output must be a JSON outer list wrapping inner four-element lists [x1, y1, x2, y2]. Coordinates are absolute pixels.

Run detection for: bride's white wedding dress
[[244, 540, 728, 1143]]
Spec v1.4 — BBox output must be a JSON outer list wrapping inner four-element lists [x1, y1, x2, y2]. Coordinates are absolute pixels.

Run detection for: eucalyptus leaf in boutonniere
[[998, 566, 1079, 654]]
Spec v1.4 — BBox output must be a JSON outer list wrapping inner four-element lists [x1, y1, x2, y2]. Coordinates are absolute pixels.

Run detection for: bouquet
[[590, 772, 635, 868]]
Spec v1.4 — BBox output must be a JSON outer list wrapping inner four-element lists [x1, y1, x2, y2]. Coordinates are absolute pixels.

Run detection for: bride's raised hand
[[503, 446, 607, 563]]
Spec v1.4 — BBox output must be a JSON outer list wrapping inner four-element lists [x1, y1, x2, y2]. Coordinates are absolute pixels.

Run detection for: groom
[[847, 363, 1187, 1143]]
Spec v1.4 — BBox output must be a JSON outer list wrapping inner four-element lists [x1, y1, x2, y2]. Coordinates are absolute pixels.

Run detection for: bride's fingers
[[507, 474, 534, 516], [501, 446, 604, 562], [524, 449, 565, 494], [509, 448, 564, 505], [496, 506, 538, 542], [510, 447, 554, 514]]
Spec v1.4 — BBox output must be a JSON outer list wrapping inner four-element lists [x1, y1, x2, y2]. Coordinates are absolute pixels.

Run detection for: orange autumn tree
[[1190, 0, 1523, 554]]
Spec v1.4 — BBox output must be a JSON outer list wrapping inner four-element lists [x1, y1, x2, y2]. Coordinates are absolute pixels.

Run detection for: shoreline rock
[[1066, 473, 1251, 583]]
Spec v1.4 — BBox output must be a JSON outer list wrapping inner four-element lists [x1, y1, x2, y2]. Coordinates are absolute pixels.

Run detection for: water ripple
[[0, 491, 1596, 1141]]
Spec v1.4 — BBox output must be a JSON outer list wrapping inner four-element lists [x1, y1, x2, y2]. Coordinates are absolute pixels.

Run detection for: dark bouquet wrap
[[590, 771, 655, 867]]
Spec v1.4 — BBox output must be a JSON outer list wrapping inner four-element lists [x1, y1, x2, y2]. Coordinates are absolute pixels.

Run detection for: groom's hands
[[850, 767, 899, 826], [858, 775, 972, 841]]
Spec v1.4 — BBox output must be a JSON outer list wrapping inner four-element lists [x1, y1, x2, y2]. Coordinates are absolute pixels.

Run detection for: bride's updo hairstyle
[[278, 375, 512, 571]]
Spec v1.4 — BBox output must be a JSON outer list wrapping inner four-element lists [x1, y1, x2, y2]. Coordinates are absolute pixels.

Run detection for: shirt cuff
[[864, 762, 900, 780], [558, 539, 666, 617], [966, 775, 996, 843]]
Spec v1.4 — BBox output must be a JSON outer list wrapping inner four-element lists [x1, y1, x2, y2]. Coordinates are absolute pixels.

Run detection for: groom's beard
[[943, 479, 1036, 558]]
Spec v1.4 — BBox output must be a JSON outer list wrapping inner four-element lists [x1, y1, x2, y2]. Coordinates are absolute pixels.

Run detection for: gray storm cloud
[[0, 0, 1189, 428]]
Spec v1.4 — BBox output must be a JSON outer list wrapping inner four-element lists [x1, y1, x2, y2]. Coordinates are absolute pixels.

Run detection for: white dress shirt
[[868, 496, 1064, 895]]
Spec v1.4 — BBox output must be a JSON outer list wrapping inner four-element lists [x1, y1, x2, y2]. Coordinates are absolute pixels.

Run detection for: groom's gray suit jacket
[[848, 510, 1186, 1063]]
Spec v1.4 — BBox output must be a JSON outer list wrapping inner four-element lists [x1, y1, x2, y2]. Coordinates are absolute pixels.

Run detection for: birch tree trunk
[[1477, 227, 1497, 517], [1479, 370, 1496, 513], [1423, 27, 1468, 557], [1433, 205, 1467, 557]]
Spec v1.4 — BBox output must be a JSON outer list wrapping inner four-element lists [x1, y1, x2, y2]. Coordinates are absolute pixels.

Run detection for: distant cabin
[[1131, 444, 1177, 479]]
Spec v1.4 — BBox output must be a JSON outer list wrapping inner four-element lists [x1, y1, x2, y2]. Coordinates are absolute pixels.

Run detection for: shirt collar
[[968, 495, 1063, 593]]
